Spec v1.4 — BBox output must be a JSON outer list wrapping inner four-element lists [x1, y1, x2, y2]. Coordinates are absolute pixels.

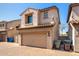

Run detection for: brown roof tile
[[17, 24, 54, 30]]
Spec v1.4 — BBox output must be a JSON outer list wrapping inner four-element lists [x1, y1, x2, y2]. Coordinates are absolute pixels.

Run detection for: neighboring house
[[18, 6, 60, 49], [67, 3, 79, 52], [7, 19, 20, 42], [0, 19, 20, 42], [0, 21, 7, 42]]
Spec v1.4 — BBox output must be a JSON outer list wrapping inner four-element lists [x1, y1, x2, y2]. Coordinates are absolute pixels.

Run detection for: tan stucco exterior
[[7, 20, 20, 42], [18, 27, 55, 49], [67, 3, 79, 52], [38, 8, 59, 25], [18, 6, 60, 49], [0, 21, 7, 41], [20, 8, 39, 28], [7, 20, 20, 37], [20, 8, 59, 27], [0, 21, 7, 31], [0, 20, 20, 42]]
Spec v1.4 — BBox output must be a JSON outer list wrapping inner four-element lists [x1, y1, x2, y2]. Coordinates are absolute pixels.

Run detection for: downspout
[[70, 23, 75, 51]]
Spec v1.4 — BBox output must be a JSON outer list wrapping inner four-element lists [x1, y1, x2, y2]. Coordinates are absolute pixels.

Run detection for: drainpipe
[[70, 23, 75, 51]]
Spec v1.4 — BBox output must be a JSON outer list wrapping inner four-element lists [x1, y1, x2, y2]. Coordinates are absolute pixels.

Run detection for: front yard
[[0, 42, 79, 56]]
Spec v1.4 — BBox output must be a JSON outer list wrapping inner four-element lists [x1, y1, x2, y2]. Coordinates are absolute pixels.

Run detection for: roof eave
[[67, 3, 79, 23], [20, 8, 39, 16], [17, 24, 54, 30]]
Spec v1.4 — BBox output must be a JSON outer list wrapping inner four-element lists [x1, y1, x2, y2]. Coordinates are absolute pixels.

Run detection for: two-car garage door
[[21, 32, 47, 48]]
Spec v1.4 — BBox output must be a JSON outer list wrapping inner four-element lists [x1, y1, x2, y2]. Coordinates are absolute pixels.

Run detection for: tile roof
[[17, 23, 54, 30]]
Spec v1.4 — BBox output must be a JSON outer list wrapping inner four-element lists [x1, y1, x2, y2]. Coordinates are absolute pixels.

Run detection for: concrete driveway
[[0, 42, 79, 56]]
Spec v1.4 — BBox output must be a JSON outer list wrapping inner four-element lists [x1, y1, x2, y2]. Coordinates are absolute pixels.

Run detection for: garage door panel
[[22, 32, 47, 48], [22, 34, 33, 46]]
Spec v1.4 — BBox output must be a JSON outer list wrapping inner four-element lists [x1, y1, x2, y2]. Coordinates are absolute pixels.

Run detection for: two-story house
[[67, 3, 79, 52], [7, 19, 20, 42], [0, 21, 7, 42], [0, 19, 20, 42], [18, 6, 60, 49]]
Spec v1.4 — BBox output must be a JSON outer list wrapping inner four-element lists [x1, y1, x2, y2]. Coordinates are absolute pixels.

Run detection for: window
[[25, 14, 33, 24], [44, 12, 48, 19], [0, 24, 4, 27], [3, 24, 4, 27], [27, 15, 32, 24]]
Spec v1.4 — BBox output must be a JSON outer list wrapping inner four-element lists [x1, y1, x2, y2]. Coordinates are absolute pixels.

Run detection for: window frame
[[0, 24, 4, 27], [27, 15, 33, 24], [25, 13, 33, 24], [43, 11, 48, 19]]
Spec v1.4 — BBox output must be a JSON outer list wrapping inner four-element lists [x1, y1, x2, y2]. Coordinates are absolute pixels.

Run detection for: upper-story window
[[28, 15, 32, 24], [44, 12, 48, 19], [0, 24, 4, 27], [25, 14, 33, 24]]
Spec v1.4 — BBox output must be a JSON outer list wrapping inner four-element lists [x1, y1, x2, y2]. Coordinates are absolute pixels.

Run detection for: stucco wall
[[38, 8, 58, 25], [20, 8, 59, 39], [68, 24, 72, 40], [0, 22, 7, 31], [50, 9, 59, 41], [7, 20, 20, 42], [21, 8, 39, 28], [7, 20, 20, 29], [72, 6, 79, 16], [19, 27, 55, 49], [68, 6, 79, 41], [20, 8, 59, 27], [19, 7, 60, 49]]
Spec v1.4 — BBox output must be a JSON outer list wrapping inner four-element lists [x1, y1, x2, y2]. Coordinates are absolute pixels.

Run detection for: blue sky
[[0, 3, 70, 32]]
